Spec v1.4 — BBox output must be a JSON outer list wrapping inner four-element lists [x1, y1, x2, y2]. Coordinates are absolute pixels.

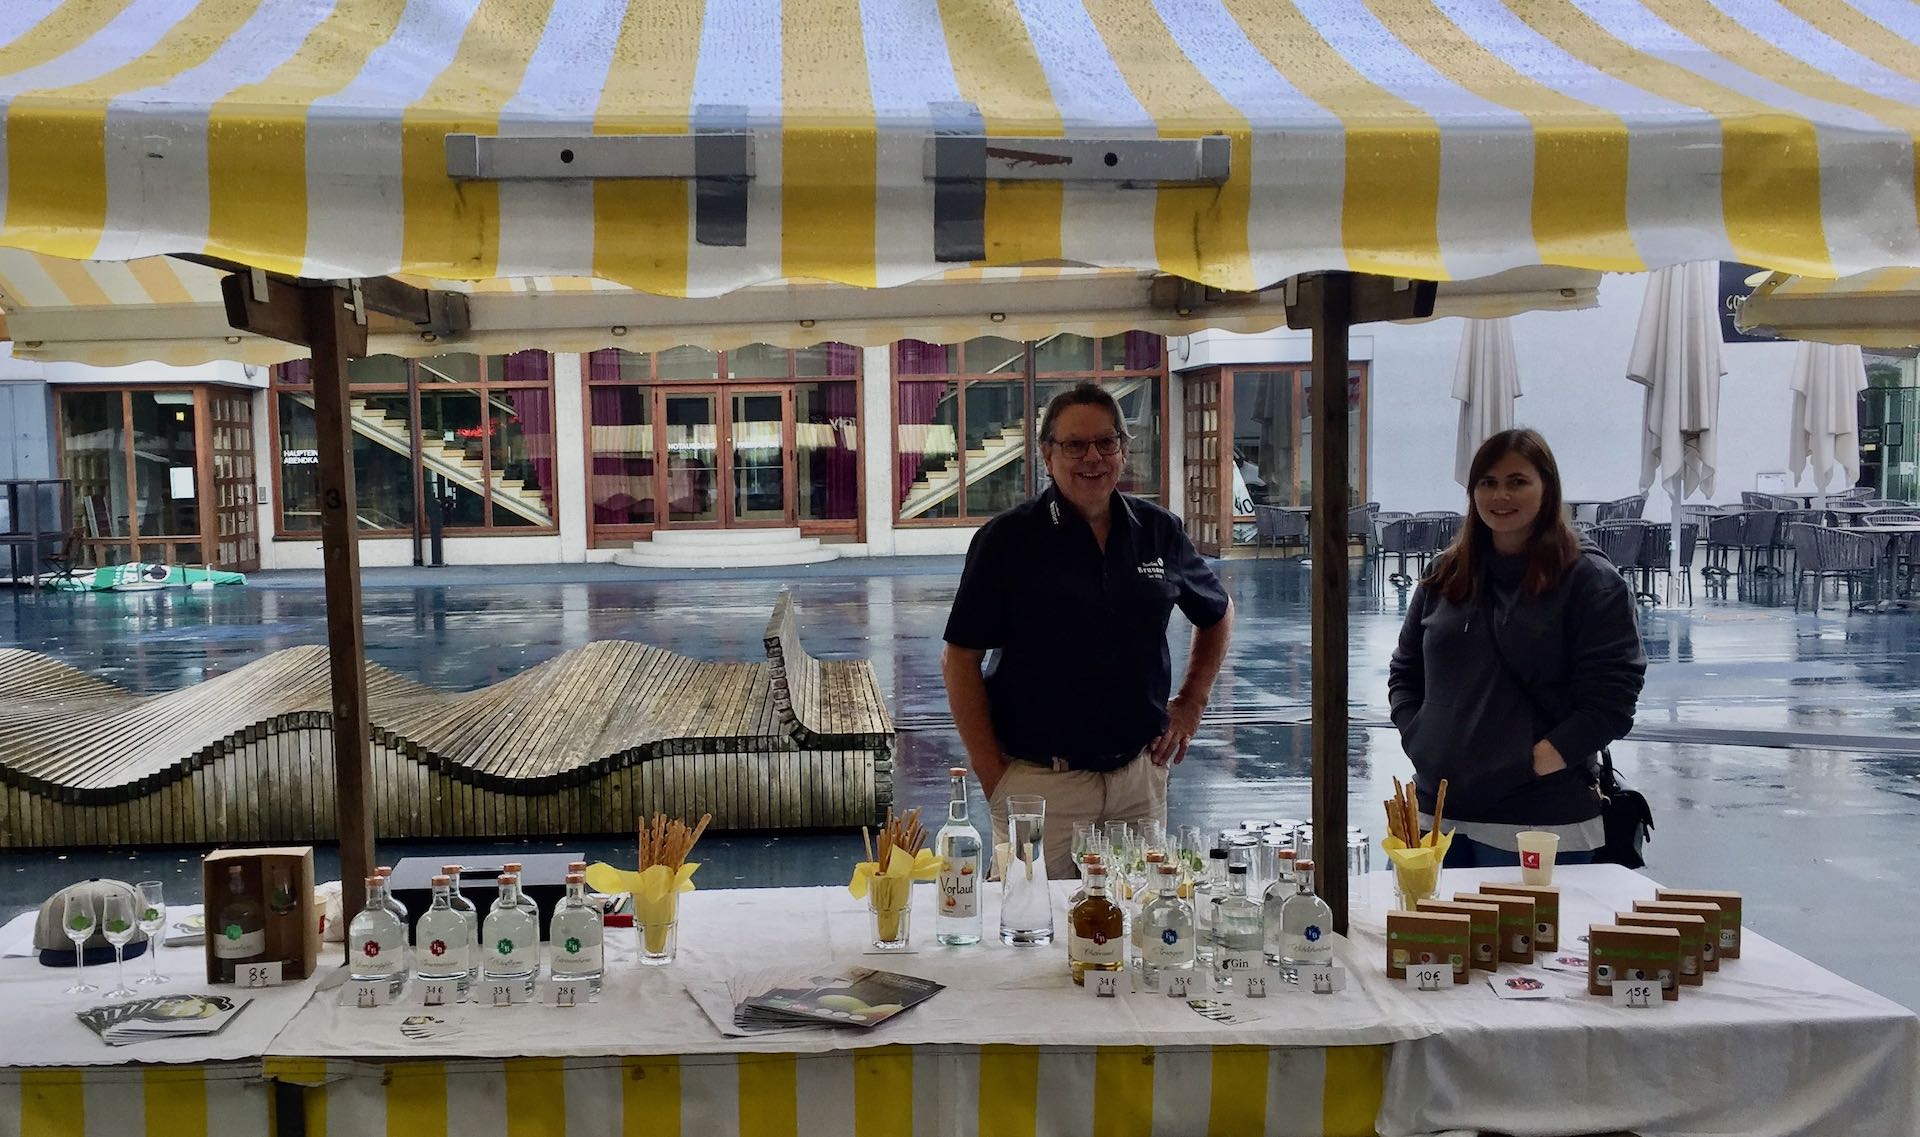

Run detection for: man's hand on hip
[[974, 752, 1010, 800], [1150, 694, 1205, 767]]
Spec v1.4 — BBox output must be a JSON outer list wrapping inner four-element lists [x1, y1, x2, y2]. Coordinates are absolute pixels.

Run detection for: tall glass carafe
[[999, 794, 1053, 945]]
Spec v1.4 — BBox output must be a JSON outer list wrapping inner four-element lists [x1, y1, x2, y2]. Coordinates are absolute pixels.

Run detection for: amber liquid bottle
[[1068, 865, 1126, 986]]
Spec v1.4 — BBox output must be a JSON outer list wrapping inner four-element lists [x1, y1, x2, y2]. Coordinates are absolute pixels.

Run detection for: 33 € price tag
[[240, 961, 283, 988], [1612, 980, 1662, 1009], [491, 982, 521, 1007], [1404, 964, 1449, 992]]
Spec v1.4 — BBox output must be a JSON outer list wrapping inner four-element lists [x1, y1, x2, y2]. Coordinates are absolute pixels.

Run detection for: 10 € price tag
[[1611, 980, 1662, 1009], [1305, 965, 1347, 995], [1086, 972, 1122, 999], [1404, 964, 1449, 992], [240, 961, 283, 988]]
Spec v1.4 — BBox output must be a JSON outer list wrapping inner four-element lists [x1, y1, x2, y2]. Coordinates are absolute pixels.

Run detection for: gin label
[[1612, 980, 1661, 1009], [241, 961, 283, 988], [1405, 964, 1448, 992]]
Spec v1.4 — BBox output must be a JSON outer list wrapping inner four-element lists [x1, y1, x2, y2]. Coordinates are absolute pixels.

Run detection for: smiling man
[[941, 383, 1233, 880]]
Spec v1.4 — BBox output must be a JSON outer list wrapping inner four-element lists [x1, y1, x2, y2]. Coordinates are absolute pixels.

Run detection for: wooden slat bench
[[0, 596, 894, 848]]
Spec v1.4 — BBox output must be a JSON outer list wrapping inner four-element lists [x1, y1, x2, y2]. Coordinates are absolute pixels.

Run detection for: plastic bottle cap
[[375, 866, 393, 876], [504, 862, 524, 871], [565, 873, 584, 884], [1145, 850, 1165, 862], [441, 865, 462, 874], [949, 766, 967, 777], [1086, 865, 1107, 878], [1156, 863, 1178, 876], [1296, 860, 1314, 873], [431, 875, 450, 886], [497, 875, 514, 886], [364, 876, 382, 887]]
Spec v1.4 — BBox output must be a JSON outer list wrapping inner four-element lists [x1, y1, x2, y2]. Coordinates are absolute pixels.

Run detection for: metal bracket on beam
[[446, 132, 754, 182], [925, 135, 1229, 186], [1284, 272, 1437, 328]]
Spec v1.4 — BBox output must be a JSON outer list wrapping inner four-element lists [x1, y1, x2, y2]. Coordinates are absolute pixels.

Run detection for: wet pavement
[[2, 558, 1916, 1010]]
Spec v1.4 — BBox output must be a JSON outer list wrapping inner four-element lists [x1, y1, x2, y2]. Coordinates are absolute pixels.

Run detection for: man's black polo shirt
[[943, 487, 1230, 763]]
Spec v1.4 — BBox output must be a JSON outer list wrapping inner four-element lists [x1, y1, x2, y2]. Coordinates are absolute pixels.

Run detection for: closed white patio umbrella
[[1788, 342, 1870, 494], [1628, 262, 1724, 604], [1452, 318, 1521, 487]]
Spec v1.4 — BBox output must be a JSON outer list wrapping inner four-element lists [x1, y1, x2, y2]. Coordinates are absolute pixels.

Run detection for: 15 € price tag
[[1087, 972, 1122, 999], [1404, 964, 1449, 992], [1612, 980, 1662, 1009], [1306, 965, 1347, 995], [240, 961, 283, 988]]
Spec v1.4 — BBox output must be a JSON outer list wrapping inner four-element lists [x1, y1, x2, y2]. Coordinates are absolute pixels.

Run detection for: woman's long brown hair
[[1425, 428, 1582, 604]]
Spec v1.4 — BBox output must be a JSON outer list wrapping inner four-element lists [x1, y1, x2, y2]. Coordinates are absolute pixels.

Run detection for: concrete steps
[[612, 527, 842, 568]]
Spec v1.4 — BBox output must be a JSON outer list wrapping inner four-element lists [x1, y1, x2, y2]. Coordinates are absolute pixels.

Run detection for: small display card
[[1244, 974, 1269, 998], [1404, 964, 1450, 992], [489, 981, 523, 1007], [1164, 974, 1192, 999], [1087, 972, 1123, 999], [346, 981, 392, 1008], [1538, 952, 1590, 974], [418, 979, 460, 1007], [1305, 965, 1346, 995], [1611, 980, 1662, 1009], [239, 961, 283, 988]]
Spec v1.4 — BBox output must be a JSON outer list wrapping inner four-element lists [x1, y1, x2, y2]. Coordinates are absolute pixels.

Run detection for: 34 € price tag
[[419, 980, 454, 1007], [1612, 980, 1662, 1009], [1306, 965, 1347, 995], [1087, 972, 1122, 999], [1404, 964, 1449, 992], [240, 961, 283, 988]]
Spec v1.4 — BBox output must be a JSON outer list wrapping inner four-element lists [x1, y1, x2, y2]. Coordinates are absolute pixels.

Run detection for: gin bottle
[[482, 874, 539, 990], [414, 875, 472, 992], [1210, 864, 1263, 990], [1138, 862, 1196, 991], [374, 865, 412, 966], [1274, 859, 1334, 981], [1192, 847, 1227, 965], [503, 861, 542, 934], [442, 864, 481, 984], [549, 873, 605, 990], [349, 876, 407, 996], [1067, 864, 1126, 986], [934, 768, 983, 945], [1129, 849, 1166, 970]]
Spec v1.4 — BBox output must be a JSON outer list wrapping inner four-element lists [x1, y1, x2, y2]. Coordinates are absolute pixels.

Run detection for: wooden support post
[[1303, 272, 1353, 934], [305, 286, 375, 939]]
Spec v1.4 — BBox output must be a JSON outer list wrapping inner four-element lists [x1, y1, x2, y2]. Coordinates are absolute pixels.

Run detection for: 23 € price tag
[[1405, 964, 1449, 992], [1612, 980, 1662, 1009], [241, 961, 283, 988], [350, 981, 389, 1008]]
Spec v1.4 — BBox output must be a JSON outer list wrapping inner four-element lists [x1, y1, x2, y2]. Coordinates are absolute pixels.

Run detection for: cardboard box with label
[[1654, 889, 1742, 959], [1455, 892, 1535, 964], [1478, 882, 1561, 952], [1386, 910, 1471, 983], [202, 847, 319, 984], [1587, 924, 1681, 1001], [1617, 912, 1707, 985], [1633, 900, 1723, 972], [1415, 899, 1500, 972]]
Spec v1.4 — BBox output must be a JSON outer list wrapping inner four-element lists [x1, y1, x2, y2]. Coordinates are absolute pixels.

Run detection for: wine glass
[[62, 891, 99, 995], [135, 881, 168, 985], [102, 893, 138, 998]]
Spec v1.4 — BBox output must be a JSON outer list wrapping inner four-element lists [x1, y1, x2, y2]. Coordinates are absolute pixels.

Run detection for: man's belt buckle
[[1050, 757, 1072, 773]]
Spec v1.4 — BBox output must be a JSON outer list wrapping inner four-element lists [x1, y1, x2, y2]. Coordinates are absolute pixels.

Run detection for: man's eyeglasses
[[1047, 434, 1124, 459]]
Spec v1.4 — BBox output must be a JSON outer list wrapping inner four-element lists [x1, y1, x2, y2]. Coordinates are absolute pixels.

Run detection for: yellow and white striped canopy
[[2, 0, 1919, 300], [1738, 268, 1920, 348]]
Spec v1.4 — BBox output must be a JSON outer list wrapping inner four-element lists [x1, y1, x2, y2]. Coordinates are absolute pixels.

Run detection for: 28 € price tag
[[1612, 980, 1662, 1009], [241, 961, 283, 988], [1405, 964, 1449, 992]]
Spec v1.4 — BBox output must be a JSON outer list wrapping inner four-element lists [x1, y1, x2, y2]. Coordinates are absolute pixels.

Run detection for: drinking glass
[[135, 881, 168, 985], [63, 892, 98, 995], [999, 795, 1053, 945], [1176, 826, 1207, 889], [102, 893, 138, 998]]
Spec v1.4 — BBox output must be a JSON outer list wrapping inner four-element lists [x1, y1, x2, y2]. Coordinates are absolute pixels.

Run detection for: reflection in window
[[797, 382, 858, 522], [1032, 333, 1094, 373], [964, 380, 1025, 516], [277, 396, 416, 532], [61, 392, 128, 554], [897, 379, 959, 520], [587, 385, 655, 526]]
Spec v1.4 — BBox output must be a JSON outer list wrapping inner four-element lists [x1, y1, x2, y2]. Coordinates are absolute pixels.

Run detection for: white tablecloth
[[270, 881, 1440, 1060], [1362, 865, 1920, 1137]]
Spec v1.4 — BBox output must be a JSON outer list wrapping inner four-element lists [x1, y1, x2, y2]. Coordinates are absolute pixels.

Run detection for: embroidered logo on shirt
[[1137, 557, 1166, 580], [1049, 499, 1061, 526]]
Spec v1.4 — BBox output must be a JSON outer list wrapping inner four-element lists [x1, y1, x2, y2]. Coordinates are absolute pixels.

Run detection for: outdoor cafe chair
[[1789, 524, 1880, 613], [1773, 510, 1830, 570], [1703, 513, 1744, 578], [1347, 503, 1380, 558], [1590, 520, 1651, 599], [1595, 493, 1648, 523], [1633, 522, 1699, 605], [1865, 499, 1912, 509], [1379, 516, 1435, 589]]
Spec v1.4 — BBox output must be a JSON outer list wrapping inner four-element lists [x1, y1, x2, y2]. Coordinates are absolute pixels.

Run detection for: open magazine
[[77, 993, 252, 1047], [727, 967, 942, 1031]]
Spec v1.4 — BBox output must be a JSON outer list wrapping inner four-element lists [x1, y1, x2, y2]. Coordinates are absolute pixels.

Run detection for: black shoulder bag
[[1477, 597, 1654, 869]]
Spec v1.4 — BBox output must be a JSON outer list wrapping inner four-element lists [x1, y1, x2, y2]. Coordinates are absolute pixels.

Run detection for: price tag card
[[490, 981, 523, 1007], [551, 979, 593, 1008], [1305, 965, 1347, 995], [1244, 974, 1269, 998], [1404, 964, 1450, 992], [418, 979, 459, 1007], [1087, 972, 1123, 999], [240, 961, 283, 988], [1164, 974, 1191, 999], [1611, 980, 1662, 1009], [344, 981, 391, 1008]]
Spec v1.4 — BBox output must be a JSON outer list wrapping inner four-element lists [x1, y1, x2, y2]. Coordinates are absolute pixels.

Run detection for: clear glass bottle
[[1192, 847, 1227, 965], [349, 875, 407, 996], [549, 872, 605, 990], [934, 768, 984, 946], [482, 873, 539, 990], [441, 864, 481, 984], [212, 864, 267, 983], [1210, 864, 1263, 990], [1129, 849, 1166, 970], [374, 865, 411, 948], [1067, 864, 1126, 986], [268, 862, 298, 916], [414, 875, 473, 993], [1274, 859, 1335, 982], [1139, 862, 1197, 991], [503, 861, 541, 935]]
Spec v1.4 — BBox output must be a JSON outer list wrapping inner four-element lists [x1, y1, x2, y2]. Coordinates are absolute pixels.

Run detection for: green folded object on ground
[[47, 563, 248, 592]]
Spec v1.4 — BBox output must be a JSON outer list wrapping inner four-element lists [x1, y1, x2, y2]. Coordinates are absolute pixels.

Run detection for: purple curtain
[[587, 349, 623, 382], [589, 386, 653, 525], [277, 359, 311, 384], [894, 340, 953, 376], [826, 342, 860, 376], [822, 381, 858, 519], [506, 389, 556, 513], [1124, 332, 1162, 371], [503, 350, 549, 383]]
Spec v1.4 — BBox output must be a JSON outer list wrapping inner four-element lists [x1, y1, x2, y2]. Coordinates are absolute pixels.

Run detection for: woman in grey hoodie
[[1388, 429, 1647, 868]]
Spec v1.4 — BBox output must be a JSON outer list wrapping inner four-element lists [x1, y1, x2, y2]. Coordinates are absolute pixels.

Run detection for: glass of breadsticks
[[1382, 777, 1450, 909], [863, 807, 926, 949], [636, 811, 711, 965]]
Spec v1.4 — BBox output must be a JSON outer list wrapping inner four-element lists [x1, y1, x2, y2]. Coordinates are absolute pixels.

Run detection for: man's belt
[[1009, 748, 1144, 774]]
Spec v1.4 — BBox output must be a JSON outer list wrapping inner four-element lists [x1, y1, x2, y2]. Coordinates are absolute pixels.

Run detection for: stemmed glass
[[1176, 826, 1207, 891], [135, 881, 169, 985], [62, 892, 99, 995], [102, 893, 138, 998], [1104, 822, 1138, 900]]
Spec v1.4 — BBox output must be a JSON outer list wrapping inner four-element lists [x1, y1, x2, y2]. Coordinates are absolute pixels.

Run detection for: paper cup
[[1516, 832, 1559, 884]]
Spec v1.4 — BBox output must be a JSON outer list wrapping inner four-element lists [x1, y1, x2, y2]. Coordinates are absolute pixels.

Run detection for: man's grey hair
[[1038, 382, 1130, 444]]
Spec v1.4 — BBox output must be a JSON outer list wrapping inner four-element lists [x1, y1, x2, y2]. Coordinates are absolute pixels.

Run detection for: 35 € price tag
[[1612, 980, 1662, 1009], [240, 961, 283, 988], [491, 982, 520, 1007], [1404, 964, 1449, 992], [1164, 974, 1191, 999], [349, 981, 390, 1008], [1087, 972, 1122, 999], [1244, 974, 1269, 998], [1306, 965, 1347, 995]]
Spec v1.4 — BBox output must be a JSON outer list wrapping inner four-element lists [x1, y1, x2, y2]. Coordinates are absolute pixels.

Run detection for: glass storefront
[[894, 332, 1167, 525], [586, 343, 861, 545]]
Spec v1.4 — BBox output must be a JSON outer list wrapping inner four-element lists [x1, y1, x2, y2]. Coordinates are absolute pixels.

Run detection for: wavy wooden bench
[[0, 595, 893, 848]]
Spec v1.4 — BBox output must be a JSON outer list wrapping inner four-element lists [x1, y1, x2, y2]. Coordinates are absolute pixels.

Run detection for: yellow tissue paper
[[1382, 833, 1453, 906], [585, 861, 698, 954]]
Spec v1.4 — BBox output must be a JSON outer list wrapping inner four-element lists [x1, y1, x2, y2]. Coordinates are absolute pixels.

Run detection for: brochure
[[728, 967, 942, 1030], [77, 993, 252, 1047]]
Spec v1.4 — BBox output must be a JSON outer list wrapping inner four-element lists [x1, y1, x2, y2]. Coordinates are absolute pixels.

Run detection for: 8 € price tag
[[1612, 980, 1662, 1009], [1087, 972, 1122, 999], [240, 961, 283, 988], [1404, 964, 1449, 992]]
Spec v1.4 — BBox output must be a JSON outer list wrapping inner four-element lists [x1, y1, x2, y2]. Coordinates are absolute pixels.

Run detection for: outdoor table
[[0, 907, 324, 1137], [1845, 522, 1920, 611], [1564, 499, 1610, 523], [1368, 865, 1919, 1136]]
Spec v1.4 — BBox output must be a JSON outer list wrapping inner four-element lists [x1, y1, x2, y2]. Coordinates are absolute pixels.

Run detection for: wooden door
[[1182, 369, 1230, 557], [203, 388, 260, 570]]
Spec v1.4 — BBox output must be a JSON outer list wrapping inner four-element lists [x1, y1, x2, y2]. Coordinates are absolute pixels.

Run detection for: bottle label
[[214, 927, 266, 959], [487, 935, 532, 973], [1069, 932, 1124, 966], [553, 936, 603, 970], [1141, 927, 1194, 968], [351, 938, 403, 976], [1282, 935, 1331, 963], [938, 863, 978, 919]]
